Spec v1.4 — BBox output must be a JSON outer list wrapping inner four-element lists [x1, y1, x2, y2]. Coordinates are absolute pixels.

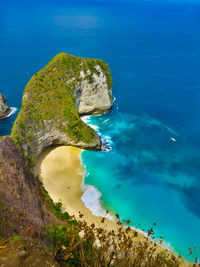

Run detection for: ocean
[[1, 0, 200, 260]]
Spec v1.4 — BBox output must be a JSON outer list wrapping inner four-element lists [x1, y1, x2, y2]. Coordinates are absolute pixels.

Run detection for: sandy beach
[[35, 145, 120, 232]]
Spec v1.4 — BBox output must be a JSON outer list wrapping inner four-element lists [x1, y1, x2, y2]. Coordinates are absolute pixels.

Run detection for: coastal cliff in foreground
[[0, 93, 10, 118], [0, 137, 59, 237], [11, 53, 112, 167]]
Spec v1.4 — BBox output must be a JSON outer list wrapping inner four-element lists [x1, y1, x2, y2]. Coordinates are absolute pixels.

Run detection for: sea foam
[[80, 115, 114, 220], [81, 115, 113, 152], [81, 182, 114, 221], [79, 153, 114, 221], [81, 115, 101, 134], [6, 107, 17, 118]]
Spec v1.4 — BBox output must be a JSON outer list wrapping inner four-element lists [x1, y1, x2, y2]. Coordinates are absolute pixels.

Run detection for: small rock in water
[[101, 139, 111, 151], [0, 93, 9, 118]]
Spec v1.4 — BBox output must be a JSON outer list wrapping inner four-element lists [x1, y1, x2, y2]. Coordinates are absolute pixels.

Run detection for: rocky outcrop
[[11, 53, 112, 167], [0, 93, 9, 118], [0, 136, 58, 237]]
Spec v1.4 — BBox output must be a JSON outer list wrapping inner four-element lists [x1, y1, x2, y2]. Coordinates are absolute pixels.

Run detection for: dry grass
[[46, 213, 189, 267]]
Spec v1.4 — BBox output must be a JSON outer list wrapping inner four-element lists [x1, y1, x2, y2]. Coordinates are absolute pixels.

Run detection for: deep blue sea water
[[1, 0, 200, 260]]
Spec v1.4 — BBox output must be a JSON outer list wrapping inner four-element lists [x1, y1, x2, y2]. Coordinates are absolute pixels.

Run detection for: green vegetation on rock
[[11, 53, 112, 167], [36, 177, 71, 221]]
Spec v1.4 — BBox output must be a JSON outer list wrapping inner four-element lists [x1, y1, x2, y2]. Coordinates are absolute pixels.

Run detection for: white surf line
[[5, 107, 17, 118]]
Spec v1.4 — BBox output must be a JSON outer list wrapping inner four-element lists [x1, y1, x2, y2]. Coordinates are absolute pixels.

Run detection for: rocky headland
[[11, 52, 112, 168]]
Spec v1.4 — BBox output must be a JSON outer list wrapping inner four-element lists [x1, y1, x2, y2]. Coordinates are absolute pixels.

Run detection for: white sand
[[35, 146, 119, 231]]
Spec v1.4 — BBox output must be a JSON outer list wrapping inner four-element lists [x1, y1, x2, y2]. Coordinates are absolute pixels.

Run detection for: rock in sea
[[0, 93, 9, 118]]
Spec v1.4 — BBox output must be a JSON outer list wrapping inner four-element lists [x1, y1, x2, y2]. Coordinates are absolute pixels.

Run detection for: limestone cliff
[[75, 66, 112, 115], [0, 93, 9, 118], [11, 53, 112, 167]]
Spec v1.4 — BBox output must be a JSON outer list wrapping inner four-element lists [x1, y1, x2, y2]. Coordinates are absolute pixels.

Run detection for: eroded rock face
[[28, 123, 101, 167], [75, 67, 112, 115], [0, 137, 58, 237], [0, 93, 9, 118]]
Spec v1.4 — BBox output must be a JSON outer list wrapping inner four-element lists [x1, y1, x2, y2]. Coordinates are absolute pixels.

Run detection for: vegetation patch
[[37, 177, 71, 222], [45, 214, 184, 267]]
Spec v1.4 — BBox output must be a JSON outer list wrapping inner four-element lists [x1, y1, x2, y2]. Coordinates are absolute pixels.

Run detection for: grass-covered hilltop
[[11, 52, 112, 167]]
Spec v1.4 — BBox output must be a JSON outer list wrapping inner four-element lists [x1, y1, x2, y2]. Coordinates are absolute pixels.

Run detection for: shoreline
[[35, 146, 120, 232], [34, 146, 159, 236], [34, 145, 190, 266], [79, 150, 115, 221], [34, 146, 150, 235]]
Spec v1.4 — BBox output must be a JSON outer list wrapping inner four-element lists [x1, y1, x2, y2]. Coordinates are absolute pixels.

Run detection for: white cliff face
[[0, 94, 9, 118], [75, 66, 112, 115]]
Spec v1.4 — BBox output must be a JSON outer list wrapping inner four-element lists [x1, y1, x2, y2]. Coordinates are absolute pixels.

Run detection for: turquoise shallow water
[[1, 0, 200, 261], [81, 110, 200, 260]]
